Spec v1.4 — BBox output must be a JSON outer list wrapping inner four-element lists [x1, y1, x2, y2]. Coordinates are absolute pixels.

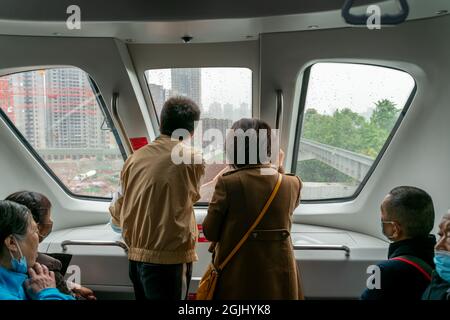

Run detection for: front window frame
[[0, 67, 127, 202], [144, 66, 254, 206], [291, 62, 417, 203]]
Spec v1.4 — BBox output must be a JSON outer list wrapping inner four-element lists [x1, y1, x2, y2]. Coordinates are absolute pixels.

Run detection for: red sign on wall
[[130, 137, 149, 151], [197, 224, 208, 243], [187, 293, 197, 300]]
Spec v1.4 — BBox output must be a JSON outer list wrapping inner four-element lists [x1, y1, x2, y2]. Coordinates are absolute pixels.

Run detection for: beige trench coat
[[203, 165, 304, 300]]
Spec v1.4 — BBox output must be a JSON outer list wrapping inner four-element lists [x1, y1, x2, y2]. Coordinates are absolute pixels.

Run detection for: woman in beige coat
[[203, 118, 304, 300]]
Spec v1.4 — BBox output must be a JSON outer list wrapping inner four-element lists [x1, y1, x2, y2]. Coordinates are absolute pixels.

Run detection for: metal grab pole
[[61, 240, 129, 253], [293, 244, 351, 257]]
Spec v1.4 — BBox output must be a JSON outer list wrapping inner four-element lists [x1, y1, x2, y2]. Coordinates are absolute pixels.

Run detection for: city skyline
[[0, 67, 124, 197], [145, 67, 252, 114], [0, 68, 116, 151]]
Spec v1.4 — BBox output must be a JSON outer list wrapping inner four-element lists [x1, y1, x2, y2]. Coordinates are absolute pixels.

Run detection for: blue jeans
[[128, 260, 192, 300]]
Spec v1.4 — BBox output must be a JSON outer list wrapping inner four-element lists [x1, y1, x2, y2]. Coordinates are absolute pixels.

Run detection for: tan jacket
[[203, 165, 303, 299], [110, 135, 205, 264]]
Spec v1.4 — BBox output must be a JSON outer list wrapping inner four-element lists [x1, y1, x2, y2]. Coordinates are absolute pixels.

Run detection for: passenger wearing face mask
[[361, 186, 436, 300], [6, 191, 96, 300], [0, 200, 74, 300], [422, 212, 450, 300]]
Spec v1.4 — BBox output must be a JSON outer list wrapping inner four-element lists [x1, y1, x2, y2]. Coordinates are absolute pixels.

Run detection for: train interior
[[0, 0, 449, 299]]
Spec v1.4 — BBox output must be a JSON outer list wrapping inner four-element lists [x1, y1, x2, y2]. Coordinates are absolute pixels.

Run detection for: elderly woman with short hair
[[0, 200, 74, 300], [422, 212, 450, 300], [6, 191, 95, 299]]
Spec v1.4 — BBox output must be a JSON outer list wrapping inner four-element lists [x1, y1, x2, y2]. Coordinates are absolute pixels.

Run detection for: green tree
[[360, 122, 387, 157], [328, 108, 365, 153], [370, 99, 400, 131], [301, 99, 398, 157], [299, 99, 400, 183], [303, 108, 365, 154]]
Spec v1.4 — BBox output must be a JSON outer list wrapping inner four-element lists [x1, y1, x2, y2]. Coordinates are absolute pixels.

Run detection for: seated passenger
[[361, 186, 436, 300], [109, 96, 205, 300], [202, 118, 304, 300], [6, 191, 96, 300], [0, 200, 74, 300], [422, 212, 450, 300]]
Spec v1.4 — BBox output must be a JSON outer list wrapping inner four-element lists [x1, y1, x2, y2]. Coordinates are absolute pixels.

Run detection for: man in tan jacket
[[109, 97, 205, 300]]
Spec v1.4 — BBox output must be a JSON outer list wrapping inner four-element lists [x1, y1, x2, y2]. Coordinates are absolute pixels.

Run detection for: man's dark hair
[[160, 96, 201, 136], [6, 191, 52, 224], [0, 200, 31, 250], [385, 186, 435, 238]]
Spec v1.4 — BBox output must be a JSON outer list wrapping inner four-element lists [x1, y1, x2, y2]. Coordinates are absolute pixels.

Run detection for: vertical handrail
[[111, 92, 133, 155], [275, 89, 284, 170], [275, 89, 284, 133]]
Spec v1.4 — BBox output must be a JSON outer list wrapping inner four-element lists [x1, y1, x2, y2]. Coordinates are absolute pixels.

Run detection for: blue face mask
[[434, 250, 450, 283], [8, 236, 28, 274]]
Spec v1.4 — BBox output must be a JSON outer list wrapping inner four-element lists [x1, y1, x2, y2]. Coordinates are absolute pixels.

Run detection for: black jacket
[[361, 235, 436, 300], [422, 272, 450, 300]]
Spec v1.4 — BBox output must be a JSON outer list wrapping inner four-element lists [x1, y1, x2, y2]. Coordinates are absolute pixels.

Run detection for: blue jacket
[[0, 265, 75, 300], [422, 272, 450, 300]]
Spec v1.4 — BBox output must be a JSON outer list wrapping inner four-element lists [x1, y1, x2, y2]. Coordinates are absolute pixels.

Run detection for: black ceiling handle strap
[[342, 0, 410, 26]]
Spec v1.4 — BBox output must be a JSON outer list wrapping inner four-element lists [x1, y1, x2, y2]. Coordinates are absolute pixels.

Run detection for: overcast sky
[[306, 63, 415, 116], [146, 67, 252, 110], [146, 63, 415, 117]]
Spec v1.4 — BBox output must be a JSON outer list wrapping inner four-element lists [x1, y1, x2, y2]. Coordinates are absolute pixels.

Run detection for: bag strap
[[217, 173, 283, 271], [390, 255, 433, 282]]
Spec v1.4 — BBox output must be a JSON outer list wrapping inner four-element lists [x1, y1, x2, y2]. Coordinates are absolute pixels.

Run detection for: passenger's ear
[[392, 222, 402, 239], [3, 235, 18, 253]]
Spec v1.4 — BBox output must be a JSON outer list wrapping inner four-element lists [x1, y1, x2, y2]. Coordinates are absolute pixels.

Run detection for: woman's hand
[[72, 286, 97, 300], [277, 149, 285, 174], [25, 263, 56, 295], [200, 165, 230, 190], [278, 149, 285, 167], [212, 166, 230, 182]]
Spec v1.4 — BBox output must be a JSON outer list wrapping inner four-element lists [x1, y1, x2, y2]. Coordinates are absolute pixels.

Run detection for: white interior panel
[[41, 221, 387, 299], [259, 15, 450, 239]]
